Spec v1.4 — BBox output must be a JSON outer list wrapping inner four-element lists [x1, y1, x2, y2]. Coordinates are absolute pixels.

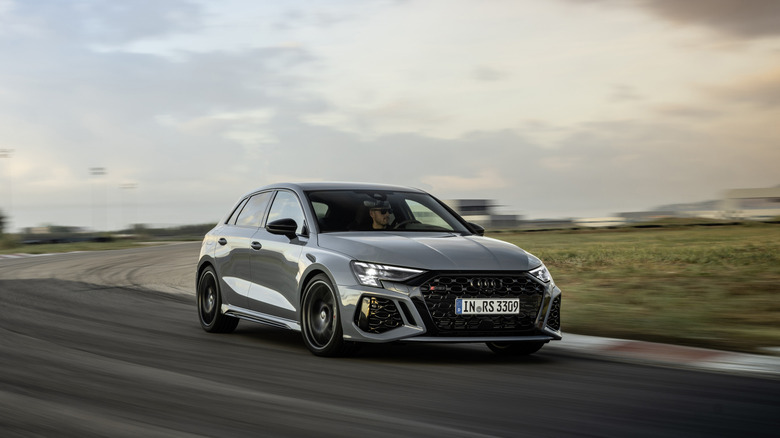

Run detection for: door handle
[[218, 238, 227, 246], [251, 241, 263, 250]]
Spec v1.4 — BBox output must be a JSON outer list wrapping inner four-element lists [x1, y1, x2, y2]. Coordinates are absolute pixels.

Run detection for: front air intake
[[356, 296, 404, 334], [547, 295, 561, 331]]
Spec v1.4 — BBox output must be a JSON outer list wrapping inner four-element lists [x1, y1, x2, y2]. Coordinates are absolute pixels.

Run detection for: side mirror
[[467, 222, 485, 236], [267, 218, 298, 239]]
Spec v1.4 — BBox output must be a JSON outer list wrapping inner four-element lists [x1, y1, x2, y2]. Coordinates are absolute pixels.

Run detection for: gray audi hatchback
[[197, 182, 562, 356]]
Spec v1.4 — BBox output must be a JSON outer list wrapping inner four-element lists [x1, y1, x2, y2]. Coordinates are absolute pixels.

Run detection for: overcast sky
[[0, 0, 778, 231]]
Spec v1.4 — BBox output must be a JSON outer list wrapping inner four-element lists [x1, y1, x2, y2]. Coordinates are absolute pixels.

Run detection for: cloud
[[2, 0, 202, 43], [652, 104, 722, 119], [472, 66, 505, 82], [638, 0, 780, 39], [247, 115, 778, 218], [565, 0, 780, 40], [421, 172, 510, 193], [609, 85, 643, 102], [1, 0, 778, 229], [0, 2, 321, 226], [703, 66, 780, 108], [306, 99, 455, 140]]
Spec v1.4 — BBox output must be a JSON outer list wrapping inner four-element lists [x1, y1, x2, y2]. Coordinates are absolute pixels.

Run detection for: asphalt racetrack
[[1, 243, 778, 437]]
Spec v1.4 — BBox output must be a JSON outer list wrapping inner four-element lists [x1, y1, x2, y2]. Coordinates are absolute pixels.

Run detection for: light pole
[[89, 167, 107, 232], [0, 149, 13, 233], [120, 183, 137, 232]]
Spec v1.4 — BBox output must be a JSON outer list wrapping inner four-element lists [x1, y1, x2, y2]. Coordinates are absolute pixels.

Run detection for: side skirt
[[405, 335, 555, 343], [222, 305, 301, 331]]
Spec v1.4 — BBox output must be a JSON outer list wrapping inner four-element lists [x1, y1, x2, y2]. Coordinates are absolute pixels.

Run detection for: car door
[[214, 191, 272, 309], [248, 190, 307, 321]]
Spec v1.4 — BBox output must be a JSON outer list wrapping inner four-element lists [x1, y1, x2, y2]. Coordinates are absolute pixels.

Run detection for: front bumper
[[339, 272, 563, 344]]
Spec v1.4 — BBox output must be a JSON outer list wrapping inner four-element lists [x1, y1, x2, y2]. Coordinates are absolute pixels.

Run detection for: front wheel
[[486, 341, 545, 356], [301, 274, 357, 357], [197, 266, 239, 333]]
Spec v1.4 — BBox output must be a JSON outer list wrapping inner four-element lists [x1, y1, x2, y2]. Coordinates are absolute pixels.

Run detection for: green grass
[[490, 223, 780, 354]]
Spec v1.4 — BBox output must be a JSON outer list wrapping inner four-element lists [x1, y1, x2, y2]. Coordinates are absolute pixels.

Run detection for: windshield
[[306, 190, 471, 234]]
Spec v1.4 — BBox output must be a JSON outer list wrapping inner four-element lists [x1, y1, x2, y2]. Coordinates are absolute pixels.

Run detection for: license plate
[[455, 298, 520, 315]]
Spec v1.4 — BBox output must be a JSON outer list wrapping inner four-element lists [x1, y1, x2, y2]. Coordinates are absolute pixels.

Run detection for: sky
[[0, 0, 778, 231]]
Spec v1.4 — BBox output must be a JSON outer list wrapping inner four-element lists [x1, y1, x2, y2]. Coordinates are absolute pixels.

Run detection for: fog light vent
[[357, 296, 403, 334], [547, 295, 561, 331]]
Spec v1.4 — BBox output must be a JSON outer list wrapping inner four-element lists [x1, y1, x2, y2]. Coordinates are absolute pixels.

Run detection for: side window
[[225, 198, 248, 225], [267, 191, 306, 235], [406, 200, 449, 228], [312, 202, 329, 221], [235, 192, 272, 227]]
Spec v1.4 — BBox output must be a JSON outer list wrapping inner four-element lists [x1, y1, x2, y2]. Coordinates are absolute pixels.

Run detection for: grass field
[[490, 223, 780, 354]]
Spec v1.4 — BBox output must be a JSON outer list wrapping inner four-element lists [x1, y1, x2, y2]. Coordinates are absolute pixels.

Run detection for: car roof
[[244, 181, 427, 196]]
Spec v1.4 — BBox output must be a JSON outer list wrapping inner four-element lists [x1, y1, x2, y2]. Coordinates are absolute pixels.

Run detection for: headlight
[[530, 264, 552, 283], [351, 261, 424, 287]]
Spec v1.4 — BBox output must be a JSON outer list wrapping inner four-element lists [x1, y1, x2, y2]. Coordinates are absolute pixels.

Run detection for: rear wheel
[[301, 274, 357, 357], [486, 341, 545, 356], [197, 266, 239, 333]]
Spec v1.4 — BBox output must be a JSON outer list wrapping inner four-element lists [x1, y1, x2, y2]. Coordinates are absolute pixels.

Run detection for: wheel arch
[[196, 258, 216, 287], [299, 266, 335, 306]]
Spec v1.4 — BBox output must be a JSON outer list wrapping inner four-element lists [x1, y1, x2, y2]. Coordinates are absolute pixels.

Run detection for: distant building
[[492, 214, 524, 229], [722, 187, 780, 220], [445, 199, 523, 229], [448, 199, 497, 216], [448, 185, 780, 231], [617, 185, 780, 222]]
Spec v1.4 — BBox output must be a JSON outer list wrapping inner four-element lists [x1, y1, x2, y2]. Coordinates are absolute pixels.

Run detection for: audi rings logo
[[470, 278, 501, 289]]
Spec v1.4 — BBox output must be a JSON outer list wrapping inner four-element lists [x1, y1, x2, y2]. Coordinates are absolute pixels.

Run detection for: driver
[[367, 200, 393, 230]]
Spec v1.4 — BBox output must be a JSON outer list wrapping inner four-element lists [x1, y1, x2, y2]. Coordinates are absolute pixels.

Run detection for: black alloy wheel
[[197, 266, 239, 333], [301, 274, 356, 357]]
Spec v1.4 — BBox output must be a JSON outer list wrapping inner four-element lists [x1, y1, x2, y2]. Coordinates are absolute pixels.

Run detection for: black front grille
[[419, 274, 545, 335], [547, 295, 561, 331], [361, 297, 403, 334]]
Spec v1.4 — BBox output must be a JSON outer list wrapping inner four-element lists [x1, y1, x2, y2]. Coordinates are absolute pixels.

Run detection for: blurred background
[[0, 0, 778, 234]]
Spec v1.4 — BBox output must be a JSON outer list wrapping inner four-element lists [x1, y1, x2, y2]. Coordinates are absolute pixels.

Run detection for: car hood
[[317, 232, 540, 271]]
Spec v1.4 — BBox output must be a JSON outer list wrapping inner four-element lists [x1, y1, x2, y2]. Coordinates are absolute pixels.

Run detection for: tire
[[301, 274, 357, 357], [486, 341, 545, 356], [197, 266, 239, 333]]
